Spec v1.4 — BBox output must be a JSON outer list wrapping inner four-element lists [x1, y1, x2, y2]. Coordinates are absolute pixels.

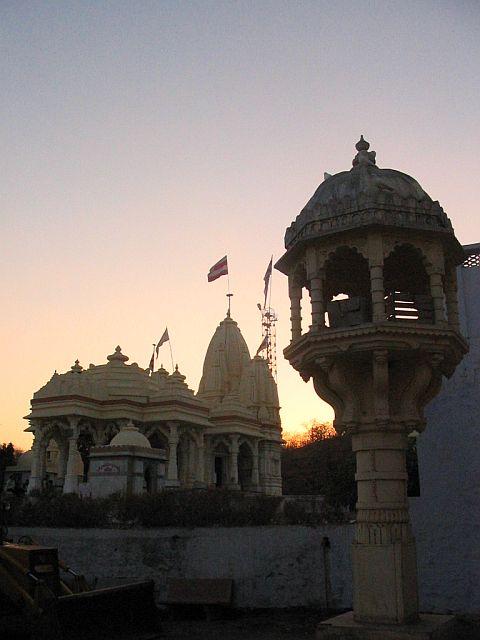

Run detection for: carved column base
[[317, 611, 457, 640], [353, 539, 419, 625], [63, 475, 79, 494], [27, 476, 42, 493]]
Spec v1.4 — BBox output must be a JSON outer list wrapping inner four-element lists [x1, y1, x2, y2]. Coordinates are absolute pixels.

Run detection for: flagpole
[[226, 256, 233, 318], [168, 331, 175, 372], [268, 254, 273, 311], [150, 343, 156, 376]]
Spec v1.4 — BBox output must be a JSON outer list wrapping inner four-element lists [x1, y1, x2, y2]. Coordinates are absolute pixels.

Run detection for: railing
[[385, 291, 434, 323]]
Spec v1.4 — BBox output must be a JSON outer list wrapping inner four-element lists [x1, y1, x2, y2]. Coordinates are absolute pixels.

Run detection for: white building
[[18, 314, 282, 496]]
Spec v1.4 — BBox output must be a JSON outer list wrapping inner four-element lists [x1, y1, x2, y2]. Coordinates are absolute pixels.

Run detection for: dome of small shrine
[[109, 422, 151, 448]]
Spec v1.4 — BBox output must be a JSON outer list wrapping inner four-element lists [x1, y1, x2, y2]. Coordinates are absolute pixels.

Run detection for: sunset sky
[[1, 2, 479, 450]]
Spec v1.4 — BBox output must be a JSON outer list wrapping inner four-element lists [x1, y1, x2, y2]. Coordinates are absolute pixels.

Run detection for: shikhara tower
[[276, 138, 467, 632]]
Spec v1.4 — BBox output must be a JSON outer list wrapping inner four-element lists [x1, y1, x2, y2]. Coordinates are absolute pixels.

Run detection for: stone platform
[[316, 611, 457, 640]]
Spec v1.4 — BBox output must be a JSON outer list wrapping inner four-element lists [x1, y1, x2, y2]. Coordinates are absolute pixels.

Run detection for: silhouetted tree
[[282, 422, 356, 508], [0, 443, 17, 491]]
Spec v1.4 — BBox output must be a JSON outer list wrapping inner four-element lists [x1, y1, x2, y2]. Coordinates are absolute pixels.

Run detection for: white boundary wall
[[8, 525, 354, 609]]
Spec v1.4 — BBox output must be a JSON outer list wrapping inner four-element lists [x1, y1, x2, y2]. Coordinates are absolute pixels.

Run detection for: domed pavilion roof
[[198, 315, 252, 409], [279, 136, 461, 263], [304, 136, 430, 209]]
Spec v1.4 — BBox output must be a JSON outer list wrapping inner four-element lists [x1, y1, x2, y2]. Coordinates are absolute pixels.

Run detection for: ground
[[162, 609, 324, 639], [160, 609, 480, 640], [2, 608, 479, 639]]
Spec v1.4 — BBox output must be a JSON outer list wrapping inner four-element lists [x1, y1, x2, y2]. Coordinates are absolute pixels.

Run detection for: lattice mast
[[257, 256, 278, 379], [261, 305, 277, 379]]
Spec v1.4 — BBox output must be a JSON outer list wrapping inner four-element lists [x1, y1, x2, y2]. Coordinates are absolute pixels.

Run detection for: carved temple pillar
[[288, 276, 302, 341], [229, 435, 240, 489], [56, 441, 68, 487], [368, 237, 386, 322], [166, 421, 180, 487], [352, 428, 418, 624], [251, 440, 260, 489], [309, 272, 326, 330], [63, 417, 80, 494], [196, 434, 205, 485], [28, 436, 42, 493]]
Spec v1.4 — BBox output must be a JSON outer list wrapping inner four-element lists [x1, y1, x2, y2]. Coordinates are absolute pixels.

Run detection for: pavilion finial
[[353, 135, 376, 167], [71, 359, 83, 373], [355, 135, 370, 151]]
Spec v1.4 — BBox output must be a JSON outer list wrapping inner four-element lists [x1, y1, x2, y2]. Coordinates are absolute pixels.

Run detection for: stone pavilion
[[276, 137, 467, 638]]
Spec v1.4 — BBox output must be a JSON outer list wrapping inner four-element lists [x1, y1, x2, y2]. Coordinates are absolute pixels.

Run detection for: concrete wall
[[410, 250, 480, 615], [8, 525, 354, 610]]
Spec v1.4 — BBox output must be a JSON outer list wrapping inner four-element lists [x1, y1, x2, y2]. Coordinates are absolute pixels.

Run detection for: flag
[[263, 256, 273, 306], [207, 255, 228, 282], [156, 328, 169, 357], [255, 334, 269, 356]]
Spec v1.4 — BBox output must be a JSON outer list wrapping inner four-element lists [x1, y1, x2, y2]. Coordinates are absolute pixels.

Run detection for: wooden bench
[[166, 578, 233, 619]]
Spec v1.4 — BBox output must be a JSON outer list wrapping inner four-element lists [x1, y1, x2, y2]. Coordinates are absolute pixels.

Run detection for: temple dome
[[242, 356, 280, 425], [109, 422, 151, 448], [304, 136, 430, 212], [198, 315, 252, 408]]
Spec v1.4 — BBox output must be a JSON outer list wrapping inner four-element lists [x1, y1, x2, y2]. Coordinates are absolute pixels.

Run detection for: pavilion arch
[[384, 243, 431, 296], [324, 246, 372, 326], [325, 246, 371, 300], [383, 244, 434, 323]]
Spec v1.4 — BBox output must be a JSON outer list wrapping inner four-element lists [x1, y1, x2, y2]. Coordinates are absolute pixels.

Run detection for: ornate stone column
[[56, 441, 68, 487], [251, 440, 260, 489], [63, 417, 80, 494], [28, 435, 42, 493], [229, 435, 240, 489], [288, 275, 302, 341], [166, 421, 180, 487], [368, 237, 386, 322], [38, 441, 47, 488], [309, 273, 326, 330], [352, 429, 417, 623], [196, 434, 205, 486]]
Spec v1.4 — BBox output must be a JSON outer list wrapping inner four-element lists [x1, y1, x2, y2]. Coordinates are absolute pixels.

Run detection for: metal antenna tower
[[257, 303, 278, 380]]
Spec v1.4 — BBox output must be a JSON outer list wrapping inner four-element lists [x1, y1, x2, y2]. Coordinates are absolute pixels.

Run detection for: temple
[[17, 314, 283, 496]]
